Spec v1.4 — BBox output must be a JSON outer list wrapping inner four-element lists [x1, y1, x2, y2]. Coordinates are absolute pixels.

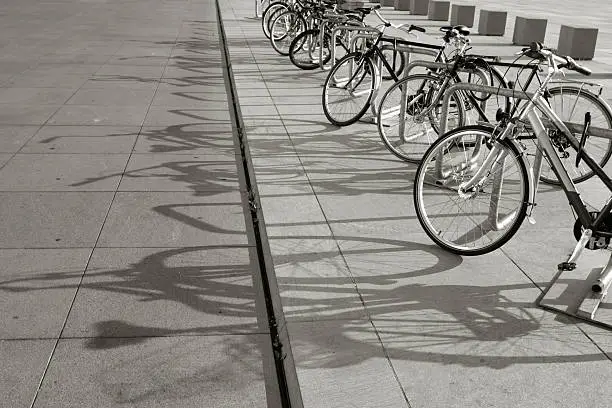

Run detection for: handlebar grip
[[573, 64, 592, 76], [411, 25, 426, 33]]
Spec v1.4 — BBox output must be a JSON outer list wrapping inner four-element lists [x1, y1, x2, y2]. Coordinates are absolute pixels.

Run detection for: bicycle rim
[[270, 11, 305, 56], [414, 126, 529, 255], [322, 53, 375, 126], [377, 74, 464, 163], [538, 86, 612, 184]]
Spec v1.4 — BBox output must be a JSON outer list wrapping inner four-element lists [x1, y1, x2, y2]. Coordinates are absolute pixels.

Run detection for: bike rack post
[[328, 25, 380, 71], [373, 46, 441, 128]]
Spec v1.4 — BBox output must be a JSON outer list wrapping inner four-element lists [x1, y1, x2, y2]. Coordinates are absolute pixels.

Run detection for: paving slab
[[20, 125, 140, 154], [63, 247, 263, 337], [33, 336, 269, 408], [97, 191, 250, 247], [0, 192, 114, 248], [0, 339, 56, 408], [47, 105, 150, 126], [134, 124, 237, 155], [0, 249, 91, 338], [118, 153, 241, 192], [0, 153, 129, 191]]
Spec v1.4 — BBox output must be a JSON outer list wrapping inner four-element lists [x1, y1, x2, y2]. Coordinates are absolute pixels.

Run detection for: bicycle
[[376, 25, 513, 164], [413, 42, 612, 256], [288, 5, 367, 70], [321, 6, 443, 127]]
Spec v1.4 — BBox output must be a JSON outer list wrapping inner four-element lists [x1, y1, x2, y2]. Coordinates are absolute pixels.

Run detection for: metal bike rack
[[376, 59, 490, 137], [436, 82, 612, 329], [370, 47, 442, 123], [327, 25, 380, 70]]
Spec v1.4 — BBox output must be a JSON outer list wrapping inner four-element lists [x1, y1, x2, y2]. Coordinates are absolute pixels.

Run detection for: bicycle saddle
[[352, 5, 380, 15], [440, 25, 470, 36]]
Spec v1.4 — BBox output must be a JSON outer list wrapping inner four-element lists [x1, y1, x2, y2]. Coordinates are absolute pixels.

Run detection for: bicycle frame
[[454, 80, 612, 240]]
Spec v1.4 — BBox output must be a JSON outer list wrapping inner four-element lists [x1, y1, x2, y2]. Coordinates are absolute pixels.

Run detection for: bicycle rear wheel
[[377, 73, 465, 163], [289, 28, 331, 70], [322, 52, 376, 126], [414, 125, 529, 255], [539, 86, 612, 184], [270, 10, 306, 56]]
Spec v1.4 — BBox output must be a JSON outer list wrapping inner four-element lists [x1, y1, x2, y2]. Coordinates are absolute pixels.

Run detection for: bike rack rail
[[378, 59, 490, 136], [436, 81, 612, 329]]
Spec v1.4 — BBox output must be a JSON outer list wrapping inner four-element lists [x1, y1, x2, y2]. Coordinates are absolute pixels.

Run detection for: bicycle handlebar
[[372, 8, 425, 34], [522, 42, 591, 76]]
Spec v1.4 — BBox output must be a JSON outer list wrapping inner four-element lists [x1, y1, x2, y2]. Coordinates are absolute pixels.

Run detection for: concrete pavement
[[1, 0, 612, 407], [220, 0, 612, 407]]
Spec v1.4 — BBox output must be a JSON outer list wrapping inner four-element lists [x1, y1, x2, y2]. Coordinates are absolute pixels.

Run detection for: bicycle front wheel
[[414, 125, 529, 255], [270, 10, 306, 56], [377, 74, 465, 163], [262, 2, 289, 39], [539, 86, 612, 184], [289, 28, 331, 70], [322, 52, 375, 126]]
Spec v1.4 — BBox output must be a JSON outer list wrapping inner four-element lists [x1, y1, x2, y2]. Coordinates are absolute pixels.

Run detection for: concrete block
[[428, 1, 450, 21], [478, 10, 507, 36], [513, 16, 547, 45], [450, 4, 476, 27], [410, 0, 429, 15], [394, 0, 410, 10], [557, 25, 599, 60], [383, 0, 396, 6]]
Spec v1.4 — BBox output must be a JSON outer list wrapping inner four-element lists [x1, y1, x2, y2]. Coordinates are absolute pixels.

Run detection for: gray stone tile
[[35, 336, 268, 408], [104, 55, 168, 67], [134, 124, 236, 154], [97, 191, 249, 247], [0, 192, 113, 248], [47, 105, 149, 126], [286, 320, 409, 408], [269, 238, 367, 322], [258, 185, 332, 238], [150, 91, 229, 108], [0, 87, 75, 105], [0, 339, 55, 407], [376, 311, 612, 408], [66, 88, 156, 106], [0, 249, 91, 338], [156, 80, 227, 93], [93, 64, 165, 79], [4, 73, 89, 88], [0, 126, 40, 152], [0, 105, 59, 125], [80, 78, 160, 90], [0, 153, 129, 191], [0, 154, 12, 167], [143, 107, 232, 127], [63, 247, 262, 337], [20, 126, 139, 154], [118, 153, 241, 192]]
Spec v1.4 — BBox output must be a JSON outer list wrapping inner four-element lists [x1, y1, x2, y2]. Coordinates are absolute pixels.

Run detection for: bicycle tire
[[289, 28, 331, 70], [377, 73, 465, 163], [322, 52, 376, 126], [538, 86, 612, 184], [262, 2, 289, 39], [414, 125, 529, 255], [270, 10, 307, 56]]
